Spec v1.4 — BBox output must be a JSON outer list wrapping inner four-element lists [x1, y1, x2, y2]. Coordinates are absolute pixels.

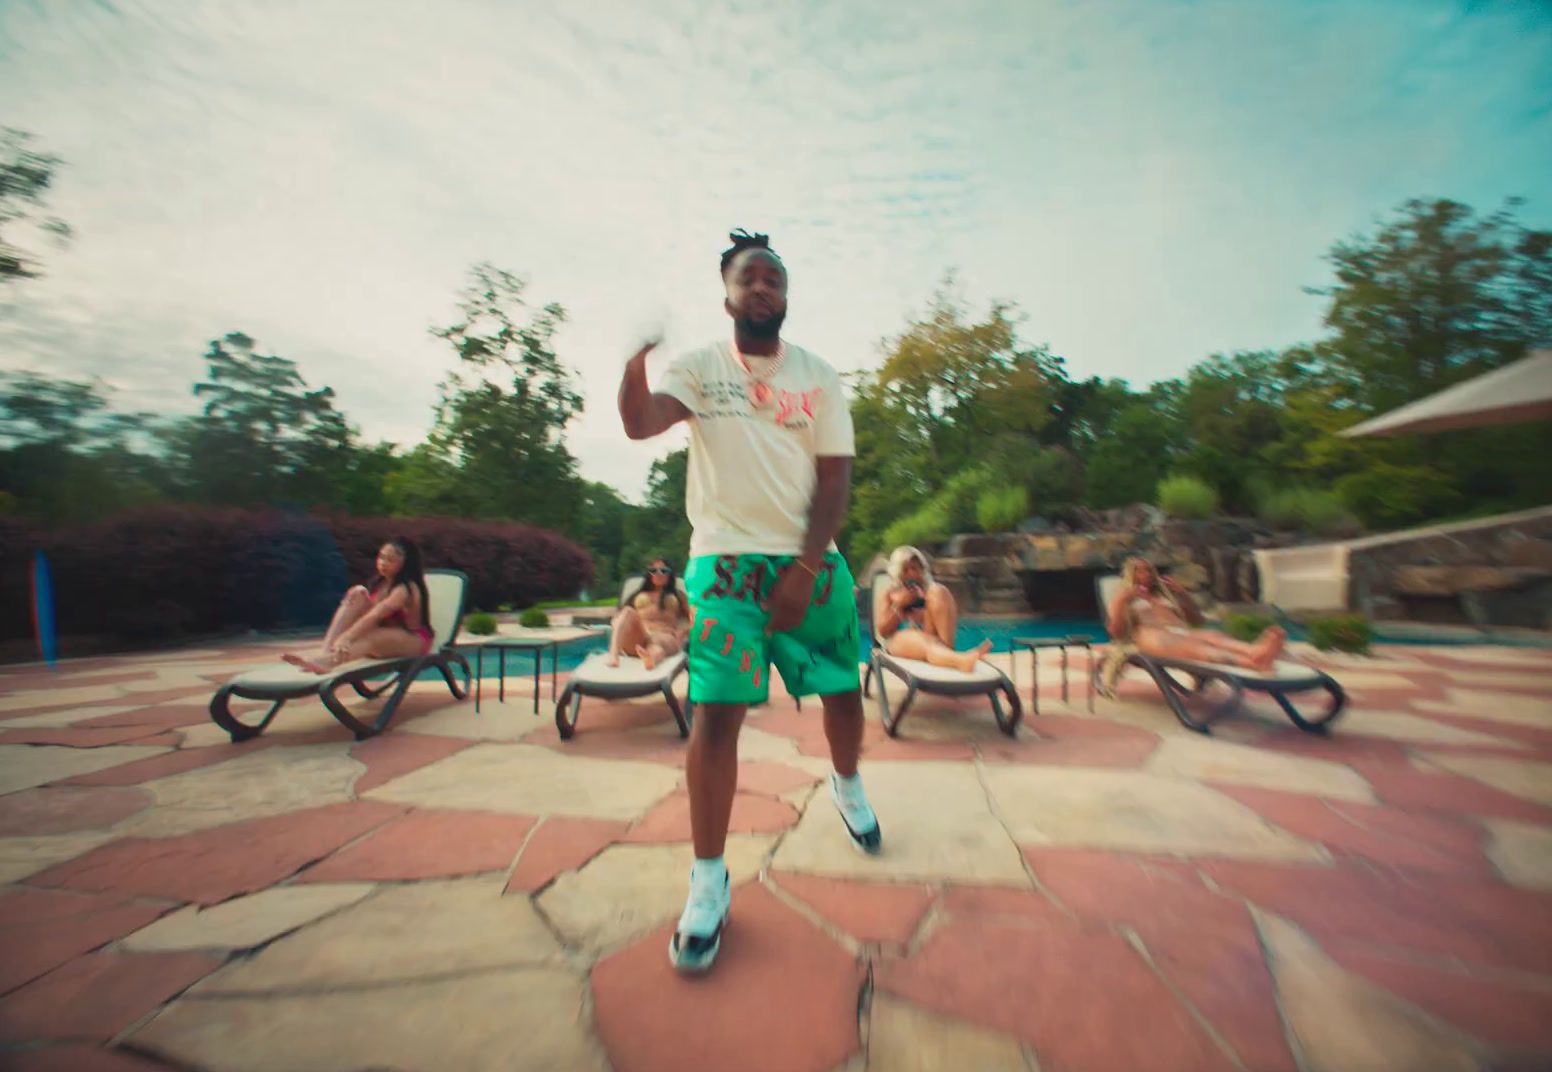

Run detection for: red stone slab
[[56, 742, 272, 787], [1201, 860, 1552, 974], [770, 872, 933, 945], [349, 732, 472, 793], [1331, 947, 1552, 1051], [0, 889, 173, 996], [1022, 847, 1297, 1072], [878, 918, 1236, 1072], [591, 883, 863, 1072], [622, 791, 797, 843], [1027, 715, 1161, 742], [0, 952, 222, 1041], [1249, 728, 1414, 765], [76, 705, 210, 731], [0, 1046, 177, 1071], [1211, 784, 1494, 876], [1405, 709, 1552, 752], [937, 884, 1072, 927], [1025, 846, 1221, 922], [0, 786, 152, 836], [505, 816, 628, 893], [1345, 758, 1552, 824], [26, 801, 405, 904], [298, 809, 536, 882], [735, 760, 819, 798]]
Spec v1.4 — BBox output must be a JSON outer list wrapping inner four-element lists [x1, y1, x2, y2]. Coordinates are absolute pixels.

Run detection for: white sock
[[690, 855, 727, 887]]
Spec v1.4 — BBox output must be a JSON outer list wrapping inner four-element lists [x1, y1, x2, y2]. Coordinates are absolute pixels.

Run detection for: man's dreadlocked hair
[[719, 229, 782, 278]]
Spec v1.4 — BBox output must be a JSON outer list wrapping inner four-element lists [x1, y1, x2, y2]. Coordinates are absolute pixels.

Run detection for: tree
[[0, 372, 168, 524], [875, 280, 1064, 475], [0, 127, 71, 282], [171, 332, 356, 507], [1312, 198, 1552, 414], [428, 263, 586, 533], [1084, 404, 1177, 509], [1159, 351, 1289, 512], [620, 449, 691, 571], [578, 481, 633, 593]]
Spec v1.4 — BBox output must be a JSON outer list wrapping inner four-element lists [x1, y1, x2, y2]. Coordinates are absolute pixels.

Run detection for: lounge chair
[[862, 573, 1022, 738], [209, 569, 473, 742], [554, 576, 691, 740], [1092, 574, 1346, 735]]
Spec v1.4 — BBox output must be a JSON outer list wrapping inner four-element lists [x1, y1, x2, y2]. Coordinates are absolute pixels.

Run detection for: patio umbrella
[[1340, 350, 1552, 438]]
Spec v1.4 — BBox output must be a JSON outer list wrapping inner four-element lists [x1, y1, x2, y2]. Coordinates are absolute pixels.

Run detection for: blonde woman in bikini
[[875, 545, 993, 673], [606, 558, 689, 669], [1107, 556, 1285, 671]]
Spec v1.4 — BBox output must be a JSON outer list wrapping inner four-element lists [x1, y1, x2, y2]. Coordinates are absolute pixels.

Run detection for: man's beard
[[735, 308, 786, 339]]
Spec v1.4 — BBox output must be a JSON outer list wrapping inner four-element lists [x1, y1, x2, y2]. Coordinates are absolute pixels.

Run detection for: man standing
[[618, 230, 881, 974]]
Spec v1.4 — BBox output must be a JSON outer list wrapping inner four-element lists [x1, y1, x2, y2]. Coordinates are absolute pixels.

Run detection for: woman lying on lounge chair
[[606, 558, 689, 670], [1107, 556, 1285, 671], [282, 537, 434, 673], [875, 546, 993, 674]]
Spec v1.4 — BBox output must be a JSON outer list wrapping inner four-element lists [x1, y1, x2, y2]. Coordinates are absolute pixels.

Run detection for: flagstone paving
[[0, 638, 1547, 1070]]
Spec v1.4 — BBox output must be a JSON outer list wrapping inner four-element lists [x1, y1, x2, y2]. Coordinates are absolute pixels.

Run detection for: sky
[[2, 0, 1550, 502]]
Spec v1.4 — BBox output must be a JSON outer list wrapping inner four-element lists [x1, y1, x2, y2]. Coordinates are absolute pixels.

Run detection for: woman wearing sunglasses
[[606, 558, 689, 669]]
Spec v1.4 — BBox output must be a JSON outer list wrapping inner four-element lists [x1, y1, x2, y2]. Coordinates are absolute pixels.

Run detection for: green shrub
[[1308, 614, 1372, 654], [882, 499, 954, 551], [463, 612, 498, 636], [1224, 613, 1275, 642], [1334, 463, 1462, 530], [1157, 474, 1219, 519], [519, 607, 550, 628], [976, 485, 1028, 533], [941, 465, 999, 532], [1258, 487, 1360, 537]]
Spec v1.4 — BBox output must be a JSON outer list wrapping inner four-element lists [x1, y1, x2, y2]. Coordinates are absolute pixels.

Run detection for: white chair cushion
[[1160, 658, 1323, 686], [570, 651, 686, 686], [229, 658, 402, 691], [884, 655, 1003, 685]]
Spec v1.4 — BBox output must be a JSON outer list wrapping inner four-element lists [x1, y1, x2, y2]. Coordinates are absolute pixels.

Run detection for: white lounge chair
[[1093, 574, 1346, 735], [862, 573, 1021, 738], [209, 569, 472, 741], [554, 575, 691, 740]]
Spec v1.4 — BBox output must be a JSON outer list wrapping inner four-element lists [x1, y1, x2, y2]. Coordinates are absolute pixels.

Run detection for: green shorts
[[684, 551, 861, 706]]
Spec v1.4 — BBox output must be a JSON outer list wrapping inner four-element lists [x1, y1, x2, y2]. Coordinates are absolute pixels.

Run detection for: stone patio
[[0, 638, 1549, 1071]]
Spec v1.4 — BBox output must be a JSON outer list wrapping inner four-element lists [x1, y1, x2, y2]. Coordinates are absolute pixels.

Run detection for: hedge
[[1, 506, 591, 648]]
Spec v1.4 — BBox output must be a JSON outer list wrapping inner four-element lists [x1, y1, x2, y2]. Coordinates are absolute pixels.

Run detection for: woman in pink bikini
[[282, 537, 434, 673]]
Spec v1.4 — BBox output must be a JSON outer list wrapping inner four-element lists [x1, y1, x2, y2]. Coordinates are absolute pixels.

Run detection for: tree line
[[3, 126, 1549, 595]]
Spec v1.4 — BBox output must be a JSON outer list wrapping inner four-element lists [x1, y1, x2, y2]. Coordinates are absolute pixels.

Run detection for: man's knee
[[691, 704, 746, 744]]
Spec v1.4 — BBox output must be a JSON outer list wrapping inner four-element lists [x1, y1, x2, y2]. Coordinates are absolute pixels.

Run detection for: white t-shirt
[[658, 340, 855, 558]]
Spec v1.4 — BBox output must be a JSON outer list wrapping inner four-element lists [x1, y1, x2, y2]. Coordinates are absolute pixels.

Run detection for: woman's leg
[[887, 629, 992, 674], [285, 588, 372, 672], [608, 608, 649, 666], [354, 627, 426, 661], [923, 583, 959, 647], [323, 587, 372, 647], [637, 629, 682, 671], [1136, 626, 1284, 670]]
